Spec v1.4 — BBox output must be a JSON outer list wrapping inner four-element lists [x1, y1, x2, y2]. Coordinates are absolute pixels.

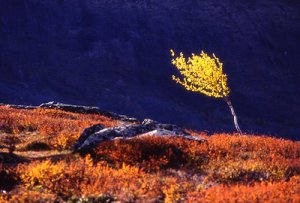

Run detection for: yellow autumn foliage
[[171, 50, 230, 98]]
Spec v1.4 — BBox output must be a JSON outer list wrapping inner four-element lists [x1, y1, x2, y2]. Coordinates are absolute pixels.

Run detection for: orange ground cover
[[0, 105, 117, 150], [0, 106, 299, 202]]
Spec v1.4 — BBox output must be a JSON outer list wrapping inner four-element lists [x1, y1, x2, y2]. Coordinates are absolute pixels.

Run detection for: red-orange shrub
[[0, 106, 117, 150], [187, 176, 300, 203]]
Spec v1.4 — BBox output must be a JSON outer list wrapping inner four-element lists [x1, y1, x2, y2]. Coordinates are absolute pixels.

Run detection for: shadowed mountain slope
[[0, 0, 300, 139]]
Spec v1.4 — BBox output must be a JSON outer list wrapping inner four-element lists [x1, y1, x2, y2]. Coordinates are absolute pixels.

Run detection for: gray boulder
[[73, 123, 105, 150], [74, 119, 204, 153]]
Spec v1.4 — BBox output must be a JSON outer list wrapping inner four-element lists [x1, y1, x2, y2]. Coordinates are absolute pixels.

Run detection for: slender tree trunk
[[224, 97, 242, 134]]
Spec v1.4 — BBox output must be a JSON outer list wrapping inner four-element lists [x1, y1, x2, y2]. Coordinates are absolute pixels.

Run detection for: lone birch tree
[[170, 50, 242, 134]]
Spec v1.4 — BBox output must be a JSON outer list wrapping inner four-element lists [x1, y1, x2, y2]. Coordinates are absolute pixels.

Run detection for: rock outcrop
[[1, 101, 205, 153], [39, 101, 138, 122], [73, 123, 105, 150], [1, 101, 138, 122], [74, 119, 205, 153]]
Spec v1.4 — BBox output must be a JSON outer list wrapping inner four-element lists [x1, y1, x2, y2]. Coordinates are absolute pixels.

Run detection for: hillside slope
[[0, 0, 300, 139], [0, 105, 299, 202]]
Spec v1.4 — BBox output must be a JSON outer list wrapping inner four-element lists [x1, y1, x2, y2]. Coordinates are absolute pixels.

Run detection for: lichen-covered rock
[[74, 119, 205, 153], [136, 129, 204, 141]]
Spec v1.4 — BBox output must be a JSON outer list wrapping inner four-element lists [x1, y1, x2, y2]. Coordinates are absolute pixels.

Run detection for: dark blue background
[[1, 0, 300, 140]]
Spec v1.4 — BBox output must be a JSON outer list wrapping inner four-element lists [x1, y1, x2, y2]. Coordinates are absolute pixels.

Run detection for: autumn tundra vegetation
[[0, 105, 299, 202]]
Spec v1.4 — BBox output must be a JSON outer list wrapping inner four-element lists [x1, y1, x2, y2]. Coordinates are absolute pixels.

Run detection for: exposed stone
[[1, 101, 205, 154], [73, 123, 105, 150], [39, 101, 139, 122], [74, 119, 205, 153], [135, 129, 204, 141], [0, 101, 138, 123], [0, 103, 36, 110]]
